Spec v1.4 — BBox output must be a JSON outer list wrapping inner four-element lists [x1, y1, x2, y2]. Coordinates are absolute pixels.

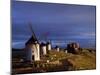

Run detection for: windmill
[[43, 32, 52, 51], [25, 23, 40, 61]]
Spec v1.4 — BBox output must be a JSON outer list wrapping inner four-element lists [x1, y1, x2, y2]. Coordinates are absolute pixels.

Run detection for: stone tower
[[67, 42, 80, 54]]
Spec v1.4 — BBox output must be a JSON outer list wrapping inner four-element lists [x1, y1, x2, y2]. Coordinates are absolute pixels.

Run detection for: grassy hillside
[[45, 49, 96, 70], [12, 48, 96, 74]]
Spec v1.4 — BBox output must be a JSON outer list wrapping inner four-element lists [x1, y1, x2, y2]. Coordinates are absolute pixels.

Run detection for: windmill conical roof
[[25, 35, 38, 46]]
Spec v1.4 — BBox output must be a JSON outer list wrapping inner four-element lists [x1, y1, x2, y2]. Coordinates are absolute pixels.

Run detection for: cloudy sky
[[12, 1, 96, 49]]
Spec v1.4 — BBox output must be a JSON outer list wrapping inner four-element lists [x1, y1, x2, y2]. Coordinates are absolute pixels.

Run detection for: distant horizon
[[12, 39, 96, 49], [12, 1, 96, 49]]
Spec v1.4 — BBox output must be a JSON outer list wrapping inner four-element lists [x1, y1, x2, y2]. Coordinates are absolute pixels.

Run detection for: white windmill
[[25, 23, 40, 62]]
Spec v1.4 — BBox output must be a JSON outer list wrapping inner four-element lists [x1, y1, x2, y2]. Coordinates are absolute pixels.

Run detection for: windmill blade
[[28, 23, 38, 41]]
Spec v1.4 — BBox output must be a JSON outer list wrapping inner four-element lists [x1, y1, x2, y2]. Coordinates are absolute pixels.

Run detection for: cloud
[[12, 41, 25, 48], [82, 32, 95, 36]]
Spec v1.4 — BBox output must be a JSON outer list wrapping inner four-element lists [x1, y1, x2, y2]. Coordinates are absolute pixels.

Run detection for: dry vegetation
[[12, 48, 96, 74], [46, 49, 96, 70]]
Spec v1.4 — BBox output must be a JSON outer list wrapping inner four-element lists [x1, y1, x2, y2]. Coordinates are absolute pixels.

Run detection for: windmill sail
[[25, 23, 38, 45], [25, 23, 40, 61], [29, 23, 38, 41]]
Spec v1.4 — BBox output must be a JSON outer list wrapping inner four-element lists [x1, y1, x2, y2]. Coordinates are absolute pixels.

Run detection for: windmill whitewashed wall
[[46, 41, 51, 51], [25, 38, 40, 61], [34, 41, 40, 60], [40, 43, 47, 55]]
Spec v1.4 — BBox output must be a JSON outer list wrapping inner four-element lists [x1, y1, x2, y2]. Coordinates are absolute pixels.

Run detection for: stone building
[[67, 42, 80, 54]]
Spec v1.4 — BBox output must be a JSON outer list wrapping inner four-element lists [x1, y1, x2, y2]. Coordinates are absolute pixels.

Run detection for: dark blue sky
[[12, 1, 96, 49]]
